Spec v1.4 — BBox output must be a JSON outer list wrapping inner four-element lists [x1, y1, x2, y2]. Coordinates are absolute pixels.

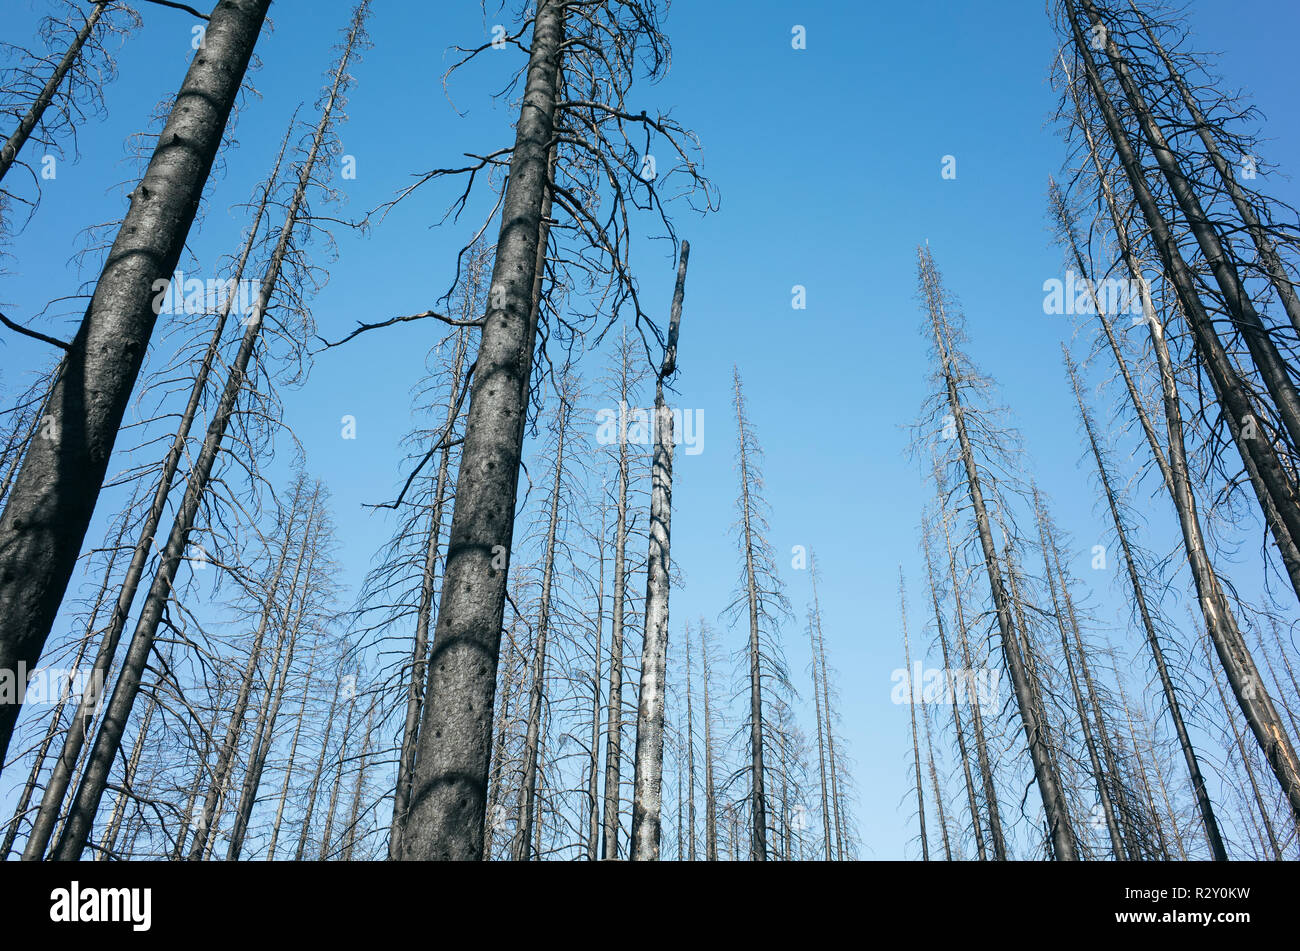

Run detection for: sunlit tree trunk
[[630, 242, 689, 860]]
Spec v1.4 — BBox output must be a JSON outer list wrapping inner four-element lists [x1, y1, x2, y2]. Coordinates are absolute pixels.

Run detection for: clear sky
[[3, 0, 1299, 860]]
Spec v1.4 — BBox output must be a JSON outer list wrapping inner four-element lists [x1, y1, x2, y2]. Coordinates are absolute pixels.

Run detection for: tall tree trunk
[[602, 349, 636, 861], [0, 0, 271, 765], [1068, 9, 1300, 818], [734, 371, 768, 861], [630, 242, 689, 860], [20, 130, 289, 861], [399, 0, 565, 862], [920, 525, 987, 861], [50, 12, 363, 858], [511, 390, 571, 861], [919, 246, 1077, 859]]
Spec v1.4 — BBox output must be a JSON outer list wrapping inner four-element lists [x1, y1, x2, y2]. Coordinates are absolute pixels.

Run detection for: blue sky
[[3, 0, 1300, 859]]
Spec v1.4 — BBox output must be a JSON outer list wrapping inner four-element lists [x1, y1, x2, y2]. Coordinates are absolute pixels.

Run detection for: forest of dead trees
[[0, 0, 1298, 863]]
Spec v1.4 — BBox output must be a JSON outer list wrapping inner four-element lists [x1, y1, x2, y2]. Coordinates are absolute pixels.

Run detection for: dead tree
[[392, 0, 712, 860], [629, 241, 690, 860], [0, 0, 271, 765], [1063, 347, 1227, 859], [382, 248, 486, 857], [49, 5, 369, 858], [916, 244, 1077, 859], [1060, 0, 1300, 817], [727, 369, 794, 861], [900, 570, 929, 861]]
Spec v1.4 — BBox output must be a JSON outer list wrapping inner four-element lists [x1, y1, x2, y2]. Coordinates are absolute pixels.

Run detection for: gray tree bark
[[0, 0, 271, 766], [629, 241, 689, 860], [397, 0, 565, 861], [919, 245, 1077, 860]]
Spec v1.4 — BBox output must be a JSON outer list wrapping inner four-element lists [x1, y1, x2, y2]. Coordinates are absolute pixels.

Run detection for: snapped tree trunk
[[629, 241, 689, 860]]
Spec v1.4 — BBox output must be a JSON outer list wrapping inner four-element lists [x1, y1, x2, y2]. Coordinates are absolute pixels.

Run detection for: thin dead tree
[[899, 570, 929, 861], [916, 244, 1077, 859], [1064, 346, 1227, 859], [0, 0, 271, 765], [1060, 0, 1300, 817], [727, 369, 793, 861], [629, 241, 690, 860], [50, 4, 370, 858]]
